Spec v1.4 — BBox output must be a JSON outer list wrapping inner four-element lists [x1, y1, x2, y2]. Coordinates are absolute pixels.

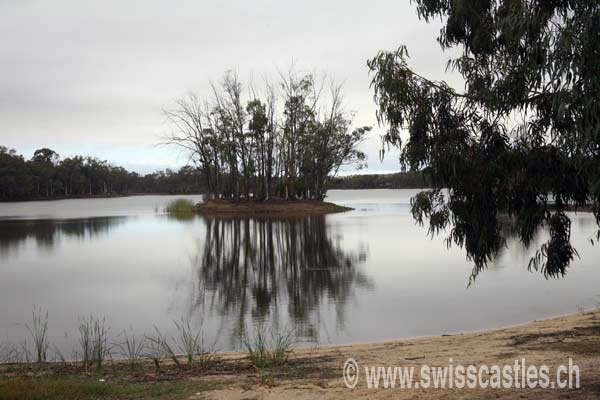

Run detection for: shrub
[[165, 198, 196, 214]]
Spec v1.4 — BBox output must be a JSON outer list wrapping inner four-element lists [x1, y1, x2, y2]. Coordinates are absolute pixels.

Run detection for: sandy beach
[[1, 310, 599, 399], [200, 309, 600, 399]]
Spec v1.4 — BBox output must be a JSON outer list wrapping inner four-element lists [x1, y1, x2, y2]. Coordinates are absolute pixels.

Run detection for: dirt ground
[[196, 199, 352, 216], [200, 309, 600, 399]]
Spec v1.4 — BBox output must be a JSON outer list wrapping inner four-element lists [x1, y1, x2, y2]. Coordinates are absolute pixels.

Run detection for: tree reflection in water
[[189, 215, 371, 345], [0, 217, 127, 257]]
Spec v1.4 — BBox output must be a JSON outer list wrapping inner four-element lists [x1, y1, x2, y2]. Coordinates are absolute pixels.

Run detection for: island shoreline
[[195, 199, 354, 217]]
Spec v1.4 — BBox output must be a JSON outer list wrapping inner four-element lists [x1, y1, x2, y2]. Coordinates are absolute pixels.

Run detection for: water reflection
[[0, 193, 599, 352], [190, 215, 371, 343], [488, 212, 596, 273], [0, 217, 127, 257]]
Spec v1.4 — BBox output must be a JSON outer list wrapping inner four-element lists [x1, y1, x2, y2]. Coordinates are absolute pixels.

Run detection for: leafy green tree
[[31, 148, 59, 197], [0, 146, 33, 200], [0, 147, 206, 201], [56, 156, 84, 196], [368, 0, 600, 281]]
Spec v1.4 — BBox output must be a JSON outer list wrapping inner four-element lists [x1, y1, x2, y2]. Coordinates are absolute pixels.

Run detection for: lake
[[1, 190, 599, 358]]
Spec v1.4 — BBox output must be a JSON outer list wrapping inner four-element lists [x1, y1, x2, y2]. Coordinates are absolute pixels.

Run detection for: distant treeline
[[0, 145, 429, 202], [0, 146, 205, 201], [327, 171, 430, 190]]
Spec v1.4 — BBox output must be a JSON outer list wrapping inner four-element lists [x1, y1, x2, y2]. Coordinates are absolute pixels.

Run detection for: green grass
[[0, 377, 218, 400], [164, 199, 196, 214], [242, 326, 295, 368]]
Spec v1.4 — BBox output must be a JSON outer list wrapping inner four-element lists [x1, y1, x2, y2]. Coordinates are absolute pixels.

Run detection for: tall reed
[[0, 342, 25, 365], [242, 325, 295, 368], [25, 306, 49, 363], [144, 332, 164, 371], [147, 326, 180, 368], [173, 317, 202, 365], [78, 316, 110, 372], [116, 330, 145, 369]]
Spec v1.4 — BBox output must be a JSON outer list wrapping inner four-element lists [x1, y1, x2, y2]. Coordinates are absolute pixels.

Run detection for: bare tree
[[164, 68, 370, 201]]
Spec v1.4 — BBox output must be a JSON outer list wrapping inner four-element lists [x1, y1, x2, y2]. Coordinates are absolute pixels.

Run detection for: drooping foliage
[[368, 0, 600, 281], [164, 70, 370, 201]]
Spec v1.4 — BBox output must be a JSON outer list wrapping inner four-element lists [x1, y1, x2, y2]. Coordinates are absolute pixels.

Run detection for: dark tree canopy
[[0, 146, 205, 201], [164, 70, 370, 202], [368, 0, 600, 282]]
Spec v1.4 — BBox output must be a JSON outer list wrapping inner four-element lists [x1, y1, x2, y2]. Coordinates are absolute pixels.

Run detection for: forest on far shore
[[328, 171, 429, 190], [0, 145, 429, 202], [0, 146, 203, 201]]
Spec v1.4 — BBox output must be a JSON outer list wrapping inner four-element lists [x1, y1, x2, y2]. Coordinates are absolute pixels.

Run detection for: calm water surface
[[1, 190, 599, 356]]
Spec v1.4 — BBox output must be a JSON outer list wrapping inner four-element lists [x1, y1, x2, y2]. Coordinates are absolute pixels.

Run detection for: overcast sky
[[0, 0, 459, 174]]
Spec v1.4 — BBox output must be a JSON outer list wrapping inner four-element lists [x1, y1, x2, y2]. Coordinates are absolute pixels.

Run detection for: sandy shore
[[2, 310, 598, 399], [200, 309, 600, 399]]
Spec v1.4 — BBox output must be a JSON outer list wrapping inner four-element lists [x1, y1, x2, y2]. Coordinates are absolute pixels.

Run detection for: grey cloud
[[0, 0, 458, 173]]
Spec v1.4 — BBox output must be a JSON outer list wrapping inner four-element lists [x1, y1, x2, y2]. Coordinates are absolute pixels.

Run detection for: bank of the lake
[[229, 308, 598, 400], [1, 310, 599, 399]]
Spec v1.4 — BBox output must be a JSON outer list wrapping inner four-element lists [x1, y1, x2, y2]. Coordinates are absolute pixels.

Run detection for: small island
[[196, 198, 353, 216], [164, 71, 370, 216]]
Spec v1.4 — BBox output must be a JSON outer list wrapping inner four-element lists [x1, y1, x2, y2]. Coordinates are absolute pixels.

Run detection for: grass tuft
[[144, 331, 165, 372], [173, 317, 217, 367], [146, 319, 217, 369], [242, 325, 295, 368], [164, 198, 196, 214], [0, 342, 25, 365], [116, 330, 145, 369], [25, 306, 49, 364], [77, 316, 110, 372], [173, 318, 199, 365], [147, 327, 180, 368]]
